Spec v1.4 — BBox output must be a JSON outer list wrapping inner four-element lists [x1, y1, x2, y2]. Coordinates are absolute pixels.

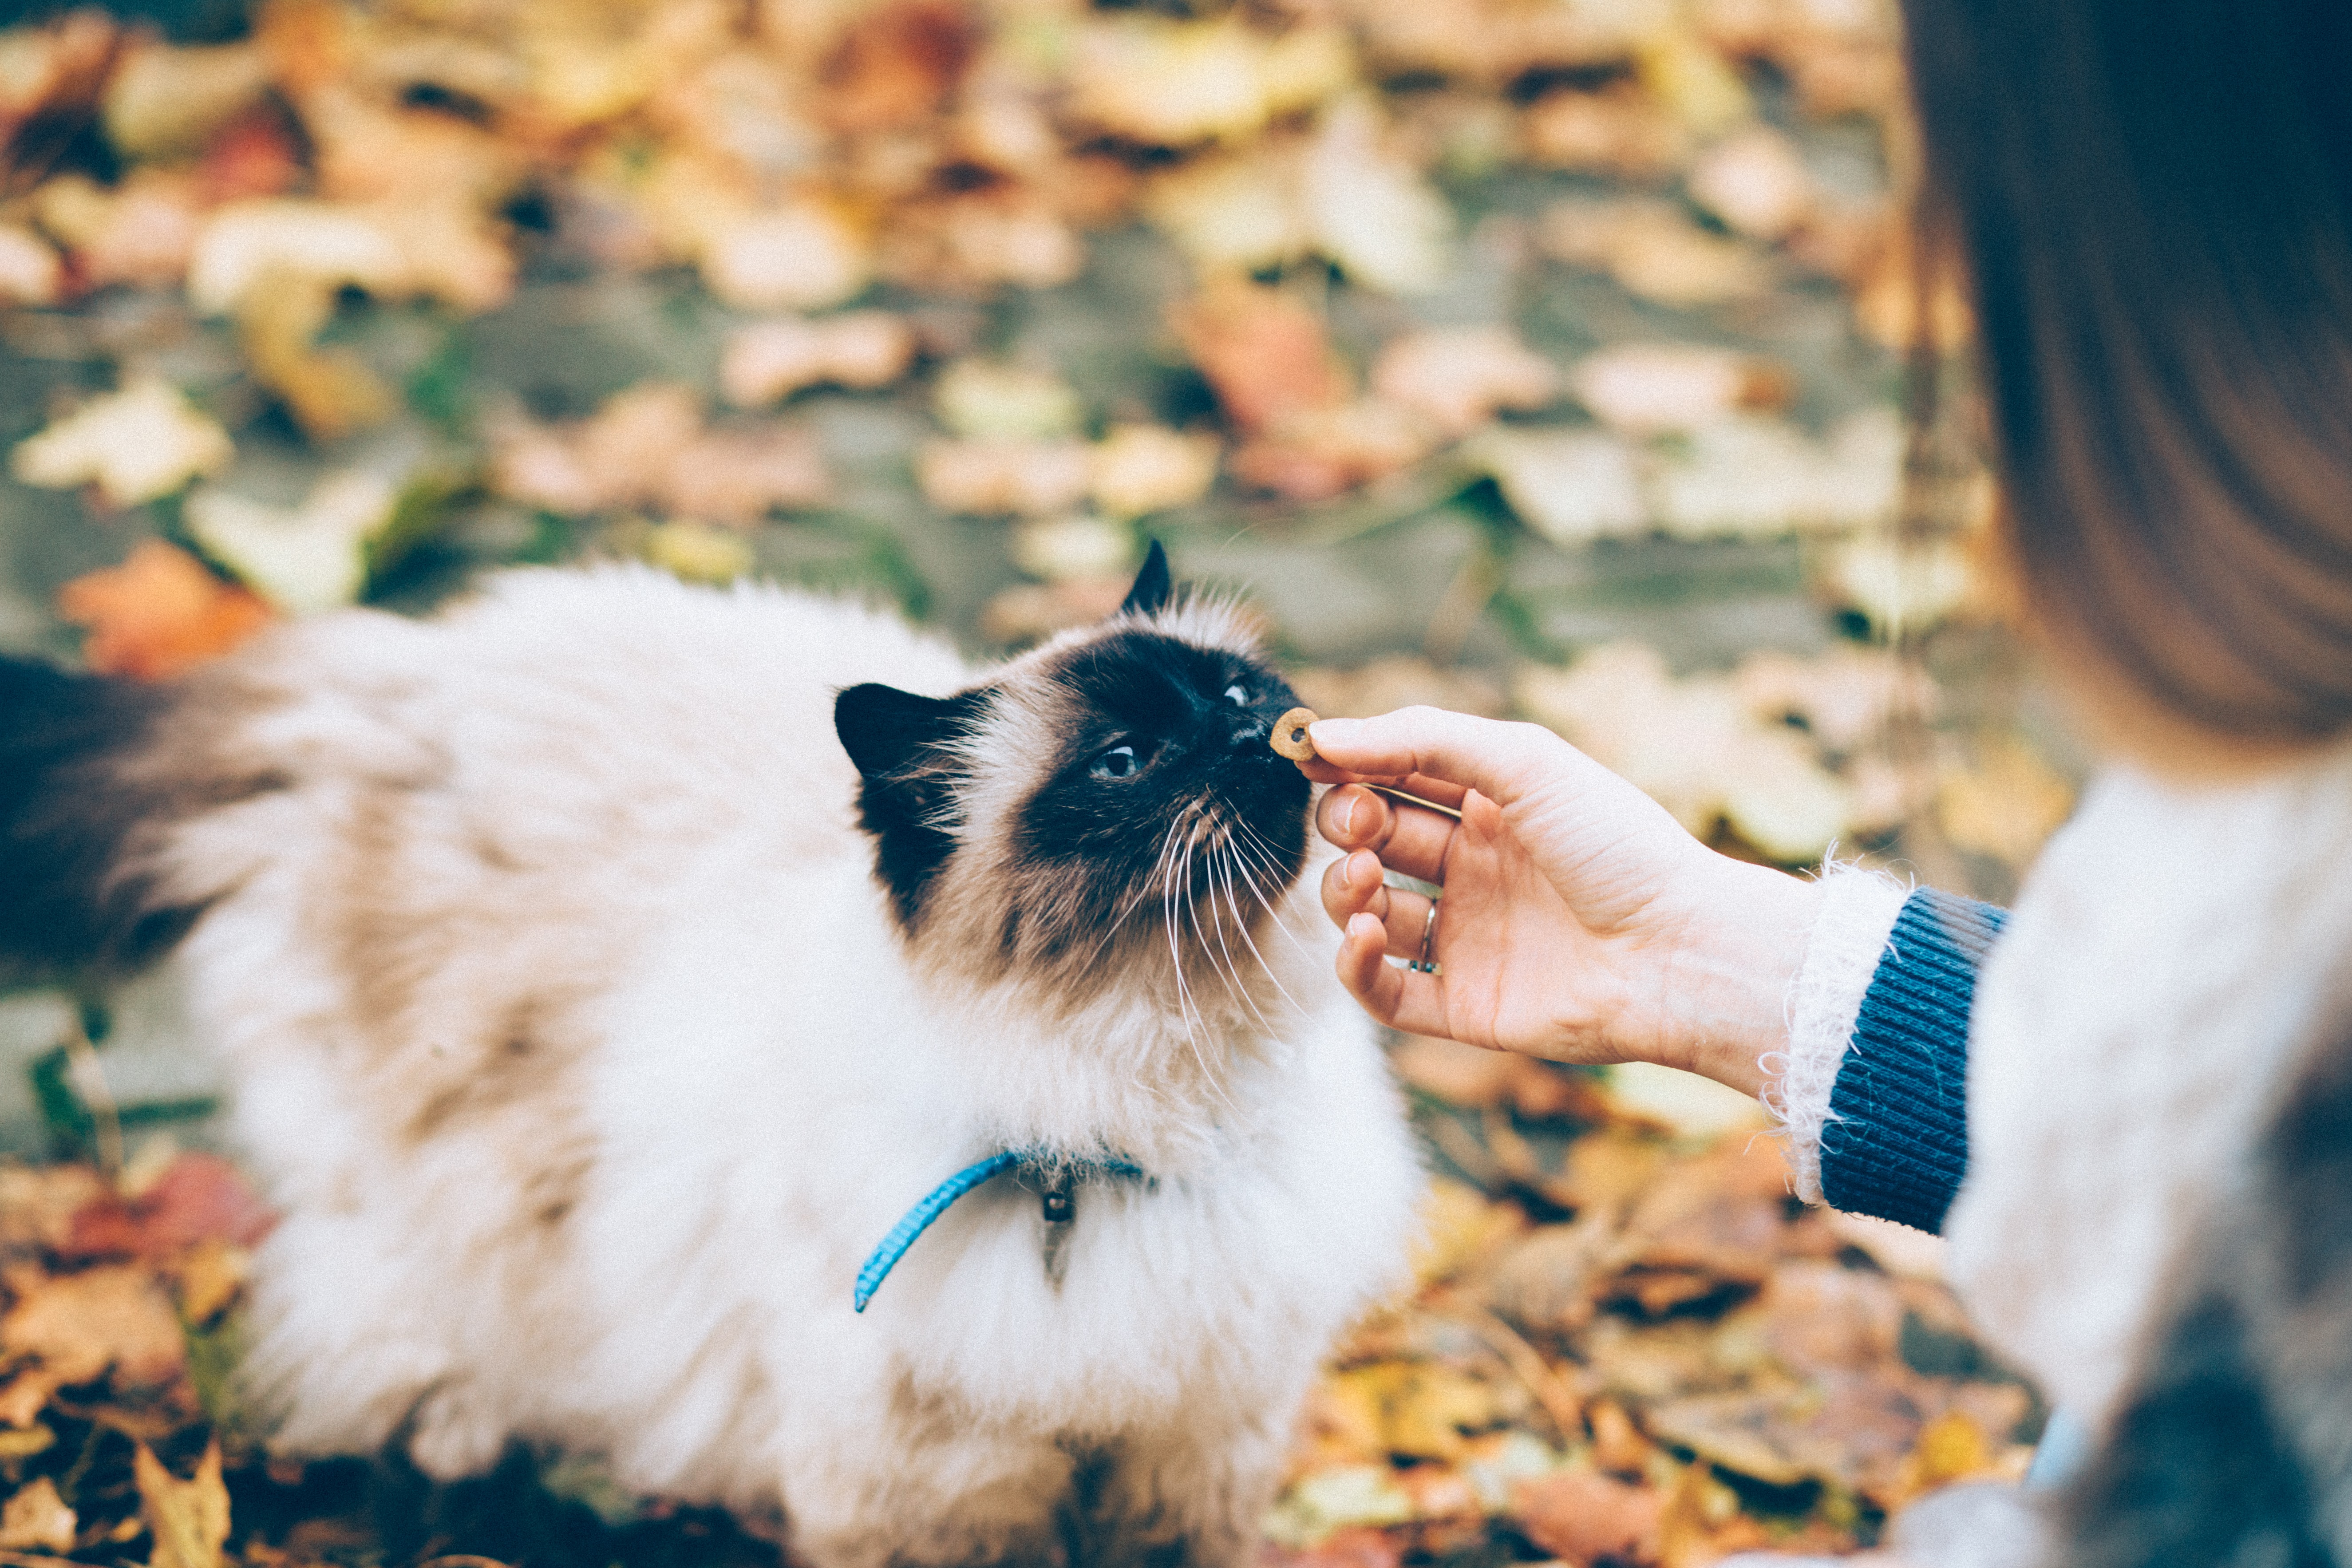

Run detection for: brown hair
[[1900, 0, 2352, 752]]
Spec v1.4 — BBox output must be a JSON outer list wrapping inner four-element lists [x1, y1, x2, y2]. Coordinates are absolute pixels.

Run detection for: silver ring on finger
[[1409, 898, 1440, 974]]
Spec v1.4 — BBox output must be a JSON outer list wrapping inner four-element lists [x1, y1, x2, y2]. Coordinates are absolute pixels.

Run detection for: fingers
[[1316, 785, 1460, 885], [1306, 708, 1569, 809], [1320, 849, 1438, 960], [1336, 914, 1449, 1038]]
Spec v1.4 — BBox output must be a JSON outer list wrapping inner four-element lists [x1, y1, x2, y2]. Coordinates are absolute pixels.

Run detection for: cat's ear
[[1121, 540, 1172, 616], [836, 684, 988, 930], [834, 684, 979, 780]]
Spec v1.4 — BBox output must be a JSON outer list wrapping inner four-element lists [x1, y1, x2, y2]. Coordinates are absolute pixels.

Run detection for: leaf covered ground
[[0, 0, 2072, 1562], [0, 1060, 2037, 1568]]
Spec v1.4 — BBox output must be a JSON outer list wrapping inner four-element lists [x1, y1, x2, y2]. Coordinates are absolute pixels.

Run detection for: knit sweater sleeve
[[1764, 873, 2006, 1234]]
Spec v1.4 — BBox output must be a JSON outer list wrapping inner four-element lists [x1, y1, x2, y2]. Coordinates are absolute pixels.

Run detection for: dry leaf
[[1009, 516, 1135, 583], [1520, 84, 1689, 178], [1513, 1467, 1667, 1564], [1822, 533, 1977, 635], [1228, 401, 1434, 502], [917, 438, 1093, 517], [1301, 98, 1452, 295], [134, 1441, 229, 1568], [0, 224, 61, 304], [933, 360, 1084, 440], [0, 1476, 75, 1553], [1543, 197, 1769, 305], [720, 311, 917, 406], [642, 521, 755, 584], [57, 542, 276, 681], [1369, 327, 1558, 438], [1172, 281, 1352, 436], [1687, 125, 1816, 241], [62, 1153, 274, 1262], [1566, 343, 1787, 436], [185, 470, 399, 613], [1472, 426, 1648, 547], [0, 1164, 107, 1255], [978, 577, 1131, 645], [1089, 425, 1218, 519], [103, 40, 271, 158], [1068, 16, 1352, 146], [1, 1264, 186, 1386], [1935, 738, 2075, 869], [12, 378, 235, 509], [700, 199, 871, 312]]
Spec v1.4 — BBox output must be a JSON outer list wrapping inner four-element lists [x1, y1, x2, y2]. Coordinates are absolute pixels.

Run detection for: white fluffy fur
[[149, 567, 1423, 1568]]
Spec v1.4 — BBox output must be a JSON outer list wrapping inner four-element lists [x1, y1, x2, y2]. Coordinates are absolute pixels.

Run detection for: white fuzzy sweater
[[1773, 741, 2352, 1434]]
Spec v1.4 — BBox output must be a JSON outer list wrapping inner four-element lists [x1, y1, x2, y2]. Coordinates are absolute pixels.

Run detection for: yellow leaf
[[11, 377, 233, 509], [0, 1475, 75, 1553], [134, 1441, 229, 1568], [1936, 738, 2076, 869]]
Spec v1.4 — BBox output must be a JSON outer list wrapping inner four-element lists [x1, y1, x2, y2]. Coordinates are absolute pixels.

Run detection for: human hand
[[1303, 707, 1823, 1097]]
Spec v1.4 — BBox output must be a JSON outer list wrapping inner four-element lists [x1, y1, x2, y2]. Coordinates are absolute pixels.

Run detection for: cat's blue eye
[[1090, 744, 1141, 781], [1223, 684, 1248, 707]]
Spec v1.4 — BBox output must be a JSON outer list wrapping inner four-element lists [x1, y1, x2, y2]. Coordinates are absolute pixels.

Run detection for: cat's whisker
[[1207, 840, 1281, 1031], [1218, 841, 1304, 1018]]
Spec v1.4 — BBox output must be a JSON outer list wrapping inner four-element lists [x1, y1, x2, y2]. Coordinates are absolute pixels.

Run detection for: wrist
[[1636, 857, 1826, 1098]]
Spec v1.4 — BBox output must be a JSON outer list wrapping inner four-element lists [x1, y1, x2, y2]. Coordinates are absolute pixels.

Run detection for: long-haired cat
[[0, 546, 1423, 1568]]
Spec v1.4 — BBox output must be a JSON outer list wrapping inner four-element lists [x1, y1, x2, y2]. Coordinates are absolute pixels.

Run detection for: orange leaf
[[56, 541, 274, 681]]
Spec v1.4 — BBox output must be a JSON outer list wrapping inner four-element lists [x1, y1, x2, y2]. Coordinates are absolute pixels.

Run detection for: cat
[[0, 545, 1423, 1568]]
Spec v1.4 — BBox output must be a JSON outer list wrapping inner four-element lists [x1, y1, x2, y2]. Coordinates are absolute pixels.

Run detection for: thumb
[[1304, 707, 1574, 810]]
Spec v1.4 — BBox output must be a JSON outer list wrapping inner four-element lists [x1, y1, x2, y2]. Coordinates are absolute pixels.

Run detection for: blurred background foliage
[[0, 5, 2067, 1563], [0, 0, 2075, 914]]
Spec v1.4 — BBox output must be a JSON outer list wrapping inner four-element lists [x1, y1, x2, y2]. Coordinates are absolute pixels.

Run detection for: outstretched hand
[[1301, 708, 1822, 1097]]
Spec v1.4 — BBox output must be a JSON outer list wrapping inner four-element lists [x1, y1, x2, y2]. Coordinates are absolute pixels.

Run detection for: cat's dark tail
[[0, 656, 210, 978]]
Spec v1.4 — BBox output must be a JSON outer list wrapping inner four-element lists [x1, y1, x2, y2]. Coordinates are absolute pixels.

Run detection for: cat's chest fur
[[132, 564, 1421, 1568]]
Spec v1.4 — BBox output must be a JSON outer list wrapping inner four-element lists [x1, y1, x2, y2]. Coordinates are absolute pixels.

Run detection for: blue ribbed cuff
[[1818, 887, 2005, 1233]]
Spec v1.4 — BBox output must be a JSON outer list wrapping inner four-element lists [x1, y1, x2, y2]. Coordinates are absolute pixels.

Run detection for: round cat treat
[[1271, 707, 1320, 762]]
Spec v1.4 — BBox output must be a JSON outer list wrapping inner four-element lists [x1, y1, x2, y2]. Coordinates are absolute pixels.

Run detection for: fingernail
[[1336, 792, 1358, 837]]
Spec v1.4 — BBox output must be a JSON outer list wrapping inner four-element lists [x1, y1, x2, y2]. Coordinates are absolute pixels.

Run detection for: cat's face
[[835, 545, 1311, 995]]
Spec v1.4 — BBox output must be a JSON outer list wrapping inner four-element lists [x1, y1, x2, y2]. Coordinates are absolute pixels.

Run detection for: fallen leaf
[[1009, 516, 1135, 583], [1369, 327, 1558, 438], [12, 377, 235, 509], [1301, 98, 1452, 295], [1687, 125, 1816, 241], [720, 311, 917, 406], [1543, 197, 1770, 305], [1472, 426, 1649, 547], [1935, 738, 2075, 869], [1520, 84, 1690, 177], [1089, 425, 1218, 519], [978, 578, 1131, 645], [0, 1475, 75, 1553], [57, 542, 276, 682], [1068, 15, 1352, 146], [0, 1264, 186, 1386], [917, 438, 1093, 517], [1566, 343, 1787, 436], [0, 224, 61, 304], [0, 1163, 107, 1255], [63, 1153, 274, 1261], [642, 520, 755, 584], [700, 198, 871, 312], [1172, 281, 1352, 437], [933, 359, 1085, 440], [103, 40, 271, 158], [1513, 1466, 1667, 1564], [134, 1441, 229, 1568], [185, 470, 400, 614]]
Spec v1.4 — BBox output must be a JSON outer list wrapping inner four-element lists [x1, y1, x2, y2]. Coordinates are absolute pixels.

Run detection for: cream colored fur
[[142, 567, 1422, 1568]]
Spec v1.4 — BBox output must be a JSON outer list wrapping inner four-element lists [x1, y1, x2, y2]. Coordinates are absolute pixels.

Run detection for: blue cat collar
[[854, 1149, 1145, 1313]]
